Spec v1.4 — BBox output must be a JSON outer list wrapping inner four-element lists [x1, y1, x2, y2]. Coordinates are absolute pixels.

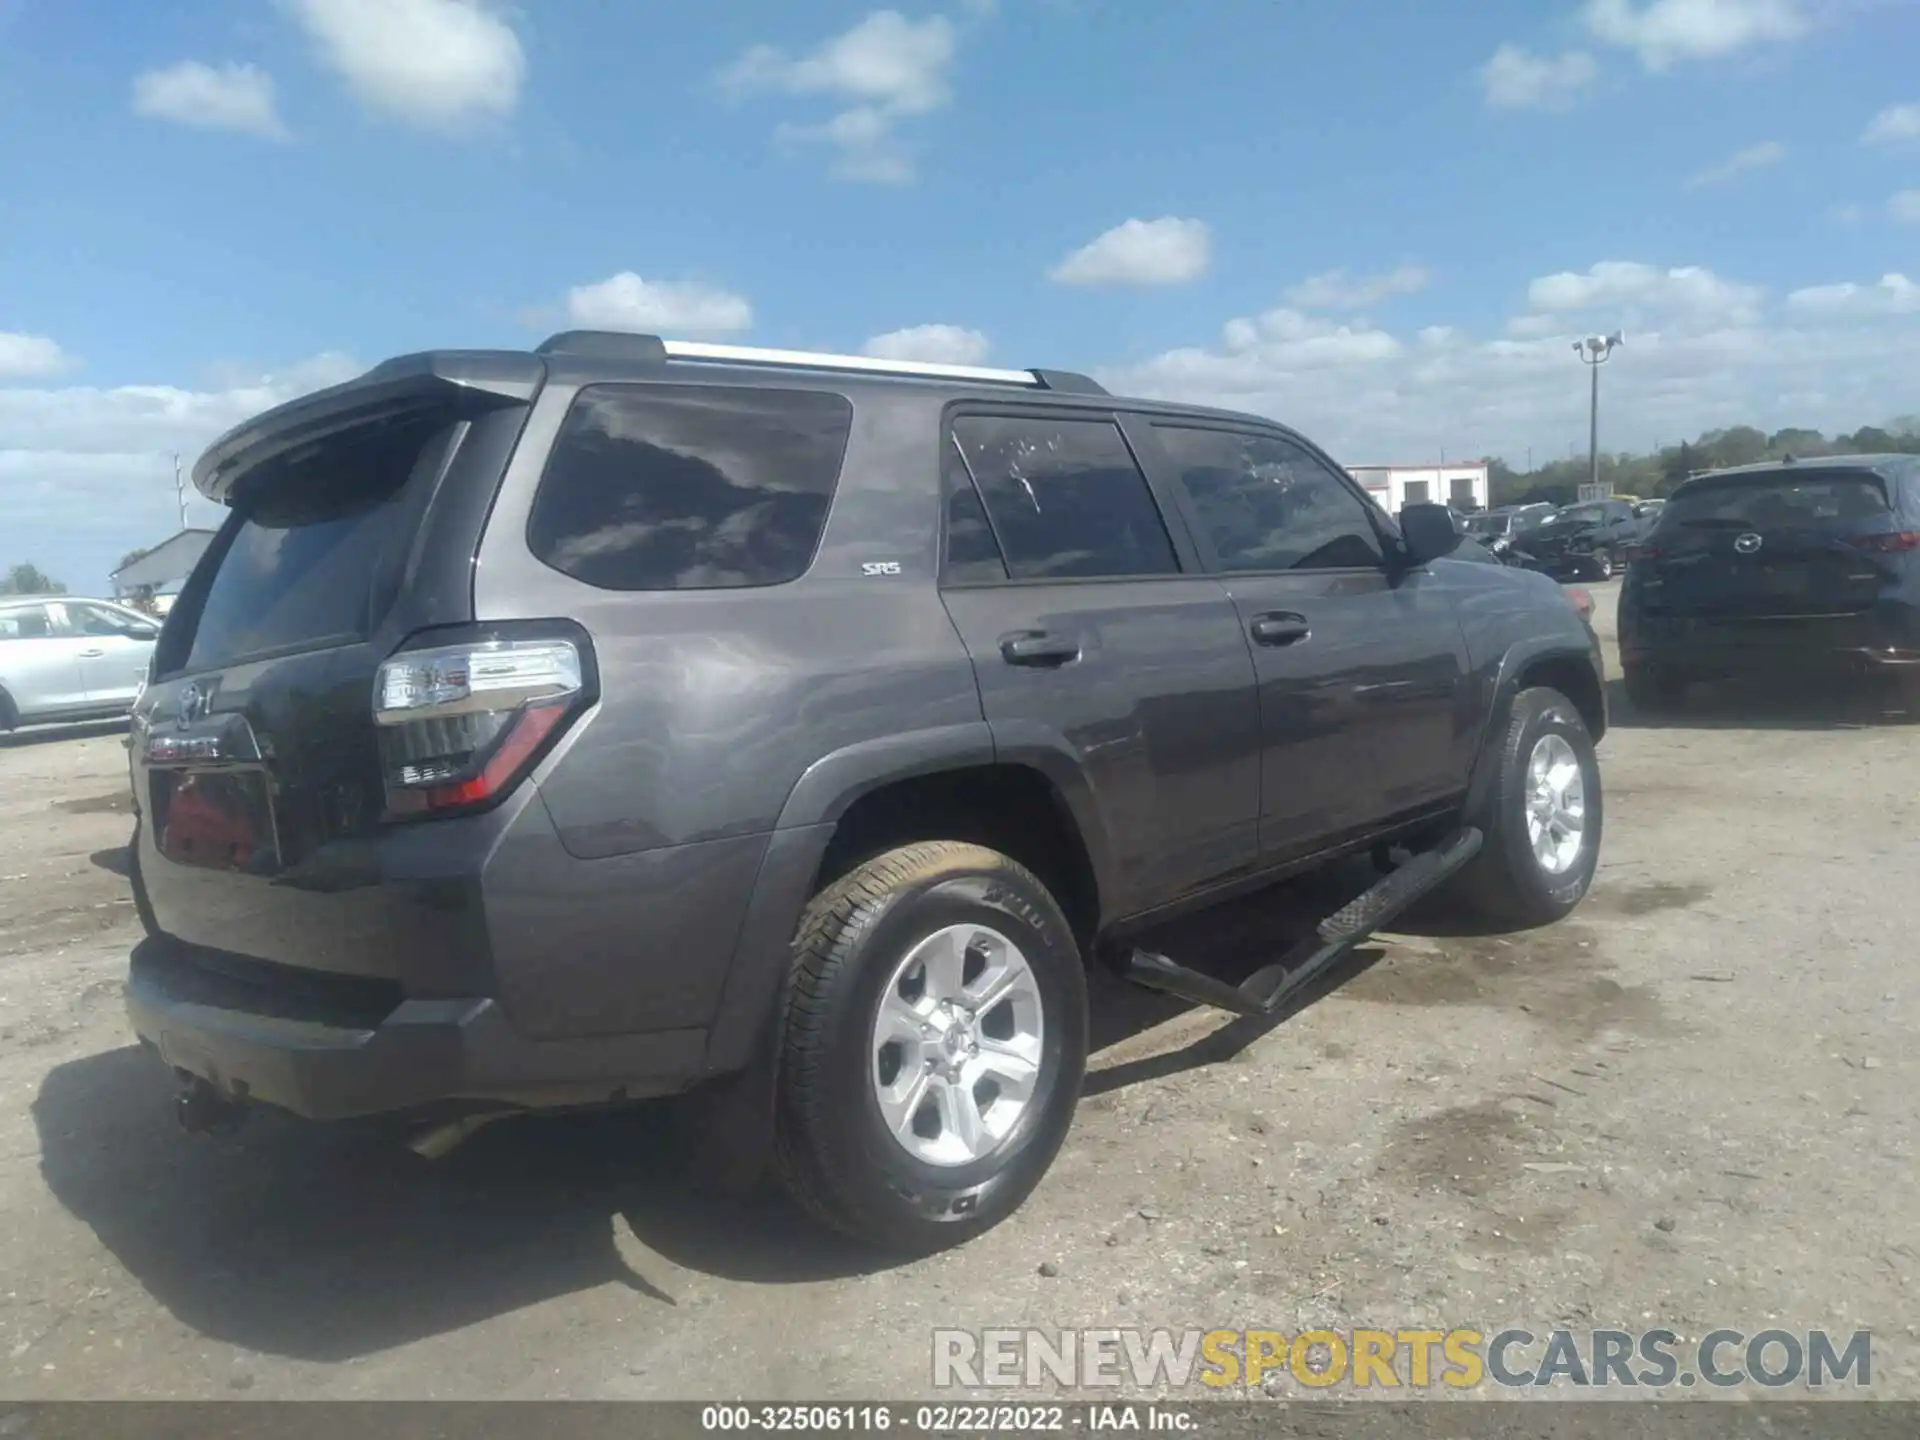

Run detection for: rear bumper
[[125, 936, 706, 1120]]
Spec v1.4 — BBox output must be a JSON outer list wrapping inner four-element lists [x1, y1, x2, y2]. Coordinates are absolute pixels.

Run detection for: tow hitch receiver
[[1122, 827, 1484, 1017]]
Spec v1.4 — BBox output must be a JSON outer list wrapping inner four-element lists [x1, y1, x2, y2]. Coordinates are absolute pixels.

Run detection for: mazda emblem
[[1733, 532, 1763, 555]]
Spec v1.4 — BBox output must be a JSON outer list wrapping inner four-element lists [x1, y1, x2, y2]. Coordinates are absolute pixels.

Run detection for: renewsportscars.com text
[[932, 1327, 1872, 1391]]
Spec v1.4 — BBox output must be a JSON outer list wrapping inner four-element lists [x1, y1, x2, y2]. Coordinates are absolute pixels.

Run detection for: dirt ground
[[2, 581, 1917, 1402]]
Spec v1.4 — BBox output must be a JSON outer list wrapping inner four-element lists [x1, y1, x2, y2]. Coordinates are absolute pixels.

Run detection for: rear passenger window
[[1155, 426, 1385, 571], [950, 416, 1178, 580], [943, 435, 1009, 582], [530, 385, 852, 591]]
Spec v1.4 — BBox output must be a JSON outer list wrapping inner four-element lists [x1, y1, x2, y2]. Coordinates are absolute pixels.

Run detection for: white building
[[1347, 464, 1490, 515], [109, 528, 216, 614]]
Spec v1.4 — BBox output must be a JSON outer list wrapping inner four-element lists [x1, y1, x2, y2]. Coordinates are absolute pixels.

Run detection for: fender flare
[[700, 720, 1119, 1077], [1462, 636, 1606, 827]]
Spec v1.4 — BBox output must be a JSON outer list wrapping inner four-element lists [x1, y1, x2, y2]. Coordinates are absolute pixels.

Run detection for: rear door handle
[[999, 631, 1081, 667], [78, 648, 106, 658], [1249, 613, 1311, 646]]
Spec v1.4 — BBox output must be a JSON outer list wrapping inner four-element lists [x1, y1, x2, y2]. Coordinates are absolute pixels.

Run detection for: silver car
[[0, 595, 160, 730]]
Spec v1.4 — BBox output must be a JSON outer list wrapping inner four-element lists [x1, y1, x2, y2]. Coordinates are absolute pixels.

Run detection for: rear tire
[[0, 687, 16, 732], [1623, 664, 1687, 714], [1452, 686, 1602, 928], [772, 841, 1088, 1253]]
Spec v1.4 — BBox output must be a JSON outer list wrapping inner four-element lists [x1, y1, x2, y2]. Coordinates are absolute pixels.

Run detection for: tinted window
[[1663, 473, 1892, 529], [1155, 426, 1386, 571], [185, 409, 455, 672], [0, 604, 61, 641], [529, 385, 851, 591], [950, 416, 1177, 580], [943, 435, 1008, 582]]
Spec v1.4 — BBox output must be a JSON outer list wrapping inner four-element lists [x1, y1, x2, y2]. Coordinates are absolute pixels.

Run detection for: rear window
[[1662, 472, 1891, 529], [184, 409, 457, 671], [528, 384, 852, 591]]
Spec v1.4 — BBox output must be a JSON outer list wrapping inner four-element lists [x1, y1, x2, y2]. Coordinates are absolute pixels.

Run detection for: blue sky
[[2, 0, 1918, 592]]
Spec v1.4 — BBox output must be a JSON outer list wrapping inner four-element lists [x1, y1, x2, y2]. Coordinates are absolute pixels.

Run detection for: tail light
[[1624, 543, 1661, 563], [1849, 531, 1920, 554], [373, 629, 594, 819], [1562, 586, 1595, 622]]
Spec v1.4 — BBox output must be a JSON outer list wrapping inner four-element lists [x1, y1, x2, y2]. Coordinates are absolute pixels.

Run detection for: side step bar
[[1121, 827, 1483, 1018]]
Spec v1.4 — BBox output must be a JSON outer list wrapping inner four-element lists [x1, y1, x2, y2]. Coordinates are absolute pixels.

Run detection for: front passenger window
[[1155, 426, 1385, 572]]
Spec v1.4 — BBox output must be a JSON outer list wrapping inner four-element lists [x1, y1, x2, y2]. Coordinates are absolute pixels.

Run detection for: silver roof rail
[[534, 331, 1107, 393], [660, 339, 1040, 386]]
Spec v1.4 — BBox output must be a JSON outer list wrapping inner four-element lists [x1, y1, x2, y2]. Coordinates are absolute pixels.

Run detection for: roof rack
[[534, 331, 1108, 394]]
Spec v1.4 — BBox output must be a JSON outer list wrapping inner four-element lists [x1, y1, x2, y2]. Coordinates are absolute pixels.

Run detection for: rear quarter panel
[[472, 377, 983, 1039]]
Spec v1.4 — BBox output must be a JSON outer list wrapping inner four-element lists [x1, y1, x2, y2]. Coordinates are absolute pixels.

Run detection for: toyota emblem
[[175, 681, 210, 729], [1733, 532, 1763, 555]]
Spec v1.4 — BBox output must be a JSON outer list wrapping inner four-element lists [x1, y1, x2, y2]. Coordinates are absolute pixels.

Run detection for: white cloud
[[1100, 258, 1920, 472], [1786, 274, 1919, 316], [1582, 0, 1809, 71], [1685, 140, 1785, 188], [1892, 190, 1920, 225], [287, 0, 524, 133], [1524, 261, 1764, 324], [862, 324, 991, 364], [719, 11, 959, 184], [1863, 103, 1920, 147], [1285, 265, 1431, 310], [558, 273, 753, 335], [1048, 217, 1212, 288], [1478, 45, 1600, 111], [132, 61, 290, 140], [0, 353, 363, 592], [0, 333, 78, 382]]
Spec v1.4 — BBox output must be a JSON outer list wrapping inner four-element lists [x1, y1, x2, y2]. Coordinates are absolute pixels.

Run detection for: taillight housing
[[1562, 586, 1595, 623], [373, 625, 596, 820], [1849, 531, 1920, 554]]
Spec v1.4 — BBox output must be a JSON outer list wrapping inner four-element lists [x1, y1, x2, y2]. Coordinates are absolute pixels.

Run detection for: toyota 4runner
[[125, 331, 1606, 1251]]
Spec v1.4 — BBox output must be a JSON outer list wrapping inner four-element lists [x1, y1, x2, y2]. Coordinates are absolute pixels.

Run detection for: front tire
[[1587, 548, 1615, 580], [1453, 686, 1602, 928], [772, 841, 1089, 1252]]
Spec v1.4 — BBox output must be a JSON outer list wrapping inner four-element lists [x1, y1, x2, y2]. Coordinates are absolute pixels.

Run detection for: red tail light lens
[[373, 632, 593, 819], [1850, 531, 1920, 554], [1563, 586, 1594, 621], [1624, 544, 1661, 563]]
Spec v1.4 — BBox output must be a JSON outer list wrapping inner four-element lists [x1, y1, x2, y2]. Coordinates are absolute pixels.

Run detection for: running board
[[1121, 827, 1484, 1018]]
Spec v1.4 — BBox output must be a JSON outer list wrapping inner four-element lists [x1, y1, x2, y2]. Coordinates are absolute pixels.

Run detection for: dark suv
[[1511, 498, 1645, 580], [124, 331, 1606, 1250], [1618, 455, 1920, 711]]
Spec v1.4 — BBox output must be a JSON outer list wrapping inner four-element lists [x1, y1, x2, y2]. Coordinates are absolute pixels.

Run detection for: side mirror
[[130, 624, 159, 641], [1398, 502, 1463, 565]]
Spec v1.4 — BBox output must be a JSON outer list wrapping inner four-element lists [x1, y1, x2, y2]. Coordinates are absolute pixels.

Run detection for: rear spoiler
[[192, 350, 546, 504]]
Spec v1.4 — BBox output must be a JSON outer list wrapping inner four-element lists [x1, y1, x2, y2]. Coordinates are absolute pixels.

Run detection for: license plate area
[[150, 768, 282, 873]]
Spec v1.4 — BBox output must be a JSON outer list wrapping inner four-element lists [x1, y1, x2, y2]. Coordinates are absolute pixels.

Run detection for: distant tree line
[[0, 563, 64, 596], [1488, 416, 1920, 509]]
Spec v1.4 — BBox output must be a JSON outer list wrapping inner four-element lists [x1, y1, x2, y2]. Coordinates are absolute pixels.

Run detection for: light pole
[[1572, 332, 1623, 496]]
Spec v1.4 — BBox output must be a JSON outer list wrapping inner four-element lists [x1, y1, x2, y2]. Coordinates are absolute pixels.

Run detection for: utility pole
[[173, 454, 188, 531]]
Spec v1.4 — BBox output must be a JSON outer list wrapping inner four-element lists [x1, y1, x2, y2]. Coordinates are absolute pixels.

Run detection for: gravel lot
[[2, 580, 1917, 1402]]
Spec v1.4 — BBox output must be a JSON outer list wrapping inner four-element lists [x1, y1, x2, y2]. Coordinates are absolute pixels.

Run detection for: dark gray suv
[[125, 331, 1606, 1250]]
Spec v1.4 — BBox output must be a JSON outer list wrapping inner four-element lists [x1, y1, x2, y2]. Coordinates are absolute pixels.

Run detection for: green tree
[[1, 563, 64, 595], [116, 547, 152, 573]]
